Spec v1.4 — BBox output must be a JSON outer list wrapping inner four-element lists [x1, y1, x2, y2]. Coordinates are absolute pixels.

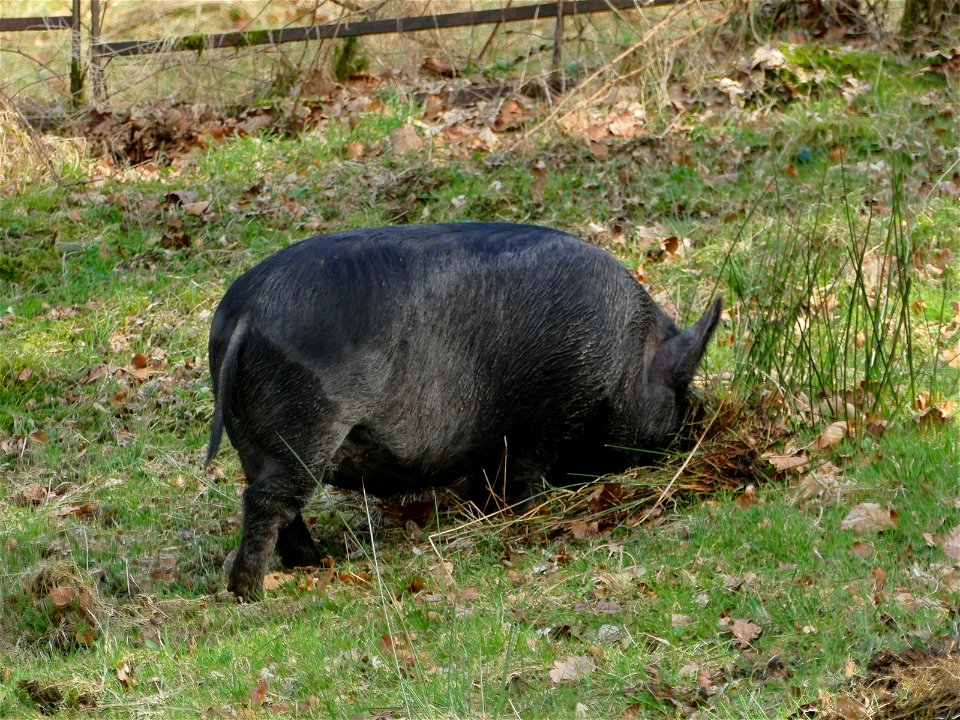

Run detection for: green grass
[[2, 40, 959, 719]]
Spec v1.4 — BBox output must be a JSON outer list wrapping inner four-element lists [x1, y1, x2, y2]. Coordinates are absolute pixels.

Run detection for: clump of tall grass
[[722, 164, 957, 430], [0, 94, 84, 188]]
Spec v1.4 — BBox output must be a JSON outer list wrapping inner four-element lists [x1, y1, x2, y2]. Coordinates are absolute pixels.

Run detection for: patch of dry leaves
[[807, 637, 960, 720]]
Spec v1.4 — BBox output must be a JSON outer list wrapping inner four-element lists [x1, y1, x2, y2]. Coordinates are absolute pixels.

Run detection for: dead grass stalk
[[0, 91, 82, 187], [429, 394, 775, 548], [515, 1, 736, 146]]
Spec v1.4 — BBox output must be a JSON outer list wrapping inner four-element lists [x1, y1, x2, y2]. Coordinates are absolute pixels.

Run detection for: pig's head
[[631, 296, 723, 449]]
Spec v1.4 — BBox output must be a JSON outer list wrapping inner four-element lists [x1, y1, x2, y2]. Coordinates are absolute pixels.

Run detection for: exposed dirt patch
[[804, 636, 960, 719]]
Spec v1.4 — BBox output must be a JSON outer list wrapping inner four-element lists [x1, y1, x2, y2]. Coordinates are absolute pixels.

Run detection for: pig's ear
[[649, 297, 722, 389]]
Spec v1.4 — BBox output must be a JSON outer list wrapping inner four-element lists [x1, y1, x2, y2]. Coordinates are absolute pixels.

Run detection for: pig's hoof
[[228, 568, 263, 602]]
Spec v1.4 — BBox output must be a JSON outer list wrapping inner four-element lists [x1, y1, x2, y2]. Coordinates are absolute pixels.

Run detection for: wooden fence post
[[91, 0, 105, 105], [552, 0, 565, 76], [69, 0, 83, 108]]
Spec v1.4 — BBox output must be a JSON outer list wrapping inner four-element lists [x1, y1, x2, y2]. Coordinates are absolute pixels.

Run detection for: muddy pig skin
[[207, 223, 722, 599]]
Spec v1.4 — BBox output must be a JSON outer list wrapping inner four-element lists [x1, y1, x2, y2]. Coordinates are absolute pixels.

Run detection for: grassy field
[[1, 21, 959, 720]]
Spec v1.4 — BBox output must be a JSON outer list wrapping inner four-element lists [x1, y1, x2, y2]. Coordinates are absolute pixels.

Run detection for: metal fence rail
[[96, 0, 678, 57], [3, 0, 695, 107], [0, 16, 73, 32]]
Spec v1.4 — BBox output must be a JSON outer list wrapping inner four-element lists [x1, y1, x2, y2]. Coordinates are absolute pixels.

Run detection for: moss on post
[[332, 36, 368, 81], [176, 34, 206, 56], [69, 57, 84, 109], [235, 29, 271, 47]]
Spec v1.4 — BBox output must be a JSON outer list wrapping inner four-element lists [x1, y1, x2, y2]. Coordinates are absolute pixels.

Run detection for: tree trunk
[[900, 0, 960, 41]]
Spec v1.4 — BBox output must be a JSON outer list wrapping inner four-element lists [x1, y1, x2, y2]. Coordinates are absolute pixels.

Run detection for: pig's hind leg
[[228, 420, 352, 600], [228, 459, 316, 600]]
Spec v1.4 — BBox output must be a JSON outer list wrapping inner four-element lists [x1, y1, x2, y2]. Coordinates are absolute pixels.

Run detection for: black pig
[[207, 223, 721, 599]]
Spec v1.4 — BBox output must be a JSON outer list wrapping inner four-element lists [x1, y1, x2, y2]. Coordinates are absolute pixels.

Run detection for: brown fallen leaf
[[813, 420, 851, 451], [767, 449, 810, 474], [871, 566, 887, 590], [736, 484, 757, 508], [724, 617, 762, 649], [123, 366, 161, 381], [573, 599, 621, 615], [262, 571, 295, 591], [723, 571, 757, 592], [377, 632, 416, 669], [21, 485, 51, 506], [181, 200, 210, 216], [165, 189, 198, 205], [16, 367, 33, 383], [250, 676, 268, 708], [836, 695, 869, 719], [891, 590, 918, 610], [549, 655, 594, 683], [917, 398, 956, 426], [54, 502, 99, 520], [796, 459, 845, 504], [116, 660, 137, 689], [696, 666, 725, 697], [80, 364, 110, 384], [586, 139, 610, 160], [840, 503, 897, 533], [48, 586, 77, 607], [606, 110, 645, 139], [940, 346, 960, 368], [570, 519, 598, 539], [382, 500, 435, 527], [76, 588, 92, 611], [160, 227, 195, 249], [390, 124, 424, 157], [865, 413, 889, 437], [299, 69, 334, 98], [586, 483, 630, 513], [421, 56, 457, 78], [492, 99, 531, 132], [922, 524, 960, 560], [660, 235, 688, 260], [338, 570, 372, 587], [942, 569, 960, 592], [751, 45, 787, 69]]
